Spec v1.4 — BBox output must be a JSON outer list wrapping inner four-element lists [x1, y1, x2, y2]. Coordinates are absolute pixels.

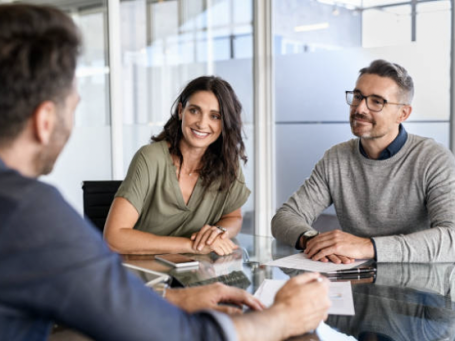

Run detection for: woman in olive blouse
[[104, 76, 250, 255]]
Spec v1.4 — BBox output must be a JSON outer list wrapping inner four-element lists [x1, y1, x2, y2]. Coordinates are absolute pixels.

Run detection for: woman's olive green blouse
[[115, 141, 250, 238]]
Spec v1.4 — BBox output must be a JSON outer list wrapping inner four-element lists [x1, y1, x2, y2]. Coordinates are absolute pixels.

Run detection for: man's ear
[[397, 105, 412, 123], [33, 101, 57, 145]]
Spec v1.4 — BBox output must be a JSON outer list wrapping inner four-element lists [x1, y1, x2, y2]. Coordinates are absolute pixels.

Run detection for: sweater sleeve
[[373, 145, 455, 262], [272, 152, 333, 247]]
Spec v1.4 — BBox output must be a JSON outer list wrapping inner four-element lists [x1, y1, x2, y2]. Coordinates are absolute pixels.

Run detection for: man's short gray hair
[[359, 59, 414, 104]]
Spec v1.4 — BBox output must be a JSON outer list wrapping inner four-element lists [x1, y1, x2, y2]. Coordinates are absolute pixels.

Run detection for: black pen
[[324, 266, 376, 275], [327, 273, 376, 281]]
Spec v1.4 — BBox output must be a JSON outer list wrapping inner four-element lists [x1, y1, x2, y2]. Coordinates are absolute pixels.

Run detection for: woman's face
[[178, 90, 222, 152]]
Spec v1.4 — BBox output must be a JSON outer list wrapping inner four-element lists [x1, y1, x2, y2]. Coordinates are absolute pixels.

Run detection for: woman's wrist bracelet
[[217, 226, 227, 233]]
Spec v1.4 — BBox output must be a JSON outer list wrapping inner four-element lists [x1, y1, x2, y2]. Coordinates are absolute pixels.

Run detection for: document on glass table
[[265, 252, 368, 272], [316, 321, 357, 340], [254, 279, 355, 316]]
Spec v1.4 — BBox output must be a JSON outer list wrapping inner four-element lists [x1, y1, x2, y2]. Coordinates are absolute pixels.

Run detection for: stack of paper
[[265, 252, 367, 272]]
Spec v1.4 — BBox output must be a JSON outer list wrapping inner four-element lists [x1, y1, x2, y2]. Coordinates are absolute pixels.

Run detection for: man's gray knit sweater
[[272, 134, 455, 262]]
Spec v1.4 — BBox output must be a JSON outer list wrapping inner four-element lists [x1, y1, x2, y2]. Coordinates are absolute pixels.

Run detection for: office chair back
[[82, 181, 122, 232]]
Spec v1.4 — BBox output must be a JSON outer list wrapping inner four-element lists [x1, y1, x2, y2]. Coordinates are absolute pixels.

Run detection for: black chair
[[82, 181, 122, 232]]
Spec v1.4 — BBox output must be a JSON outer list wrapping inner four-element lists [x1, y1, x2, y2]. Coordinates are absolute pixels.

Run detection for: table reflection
[[326, 263, 455, 341], [122, 234, 455, 341], [170, 251, 251, 289]]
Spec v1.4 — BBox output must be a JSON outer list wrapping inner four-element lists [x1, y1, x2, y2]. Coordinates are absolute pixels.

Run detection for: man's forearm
[[271, 206, 313, 247], [272, 160, 332, 247], [373, 226, 455, 262]]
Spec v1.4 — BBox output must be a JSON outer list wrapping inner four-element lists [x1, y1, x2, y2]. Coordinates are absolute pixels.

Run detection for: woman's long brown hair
[[152, 76, 247, 191]]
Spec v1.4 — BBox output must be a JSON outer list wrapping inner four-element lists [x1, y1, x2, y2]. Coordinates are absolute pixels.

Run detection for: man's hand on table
[[272, 273, 331, 337], [231, 273, 331, 341], [165, 282, 265, 314], [304, 230, 374, 264]]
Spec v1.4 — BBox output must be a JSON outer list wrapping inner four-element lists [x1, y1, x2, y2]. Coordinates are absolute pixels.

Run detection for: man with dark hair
[[0, 3, 331, 341], [272, 59, 455, 263]]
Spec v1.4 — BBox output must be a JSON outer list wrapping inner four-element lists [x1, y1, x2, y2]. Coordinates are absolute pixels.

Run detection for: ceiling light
[[294, 22, 330, 32]]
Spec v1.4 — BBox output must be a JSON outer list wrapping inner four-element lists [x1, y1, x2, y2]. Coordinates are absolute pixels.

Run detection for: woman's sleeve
[[115, 147, 152, 215], [222, 166, 251, 215]]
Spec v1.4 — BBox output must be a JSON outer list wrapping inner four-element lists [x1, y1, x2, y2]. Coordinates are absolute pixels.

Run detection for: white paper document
[[316, 321, 357, 340], [254, 279, 355, 316], [265, 252, 367, 272], [325, 281, 355, 315]]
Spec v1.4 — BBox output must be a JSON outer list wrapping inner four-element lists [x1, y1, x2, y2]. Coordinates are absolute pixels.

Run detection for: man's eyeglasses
[[345, 91, 408, 112]]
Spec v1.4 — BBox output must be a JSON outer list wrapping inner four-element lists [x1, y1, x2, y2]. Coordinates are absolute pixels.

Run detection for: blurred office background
[[1, 0, 452, 236]]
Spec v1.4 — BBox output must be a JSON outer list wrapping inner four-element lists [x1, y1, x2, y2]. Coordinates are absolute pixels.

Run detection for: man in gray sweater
[[272, 59, 455, 263]]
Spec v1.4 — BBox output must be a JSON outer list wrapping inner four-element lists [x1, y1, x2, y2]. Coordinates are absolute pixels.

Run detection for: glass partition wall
[[119, 0, 255, 232], [273, 0, 453, 214], [1, 0, 256, 231]]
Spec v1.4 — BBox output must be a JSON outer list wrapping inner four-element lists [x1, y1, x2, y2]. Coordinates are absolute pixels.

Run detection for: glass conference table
[[122, 233, 455, 341]]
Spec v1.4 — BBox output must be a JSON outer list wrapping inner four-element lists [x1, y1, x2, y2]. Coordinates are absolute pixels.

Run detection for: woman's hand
[[191, 225, 238, 256], [191, 224, 229, 251], [208, 237, 238, 256], [193, 236, 238, 256]]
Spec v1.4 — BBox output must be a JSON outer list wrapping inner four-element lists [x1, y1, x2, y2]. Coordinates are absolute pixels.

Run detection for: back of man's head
[[359, 59, 414, 104], [0, 4, 81, 146]]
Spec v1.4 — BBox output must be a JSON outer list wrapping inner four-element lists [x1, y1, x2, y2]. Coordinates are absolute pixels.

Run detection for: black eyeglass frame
[[345, 90, 408, 112]]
